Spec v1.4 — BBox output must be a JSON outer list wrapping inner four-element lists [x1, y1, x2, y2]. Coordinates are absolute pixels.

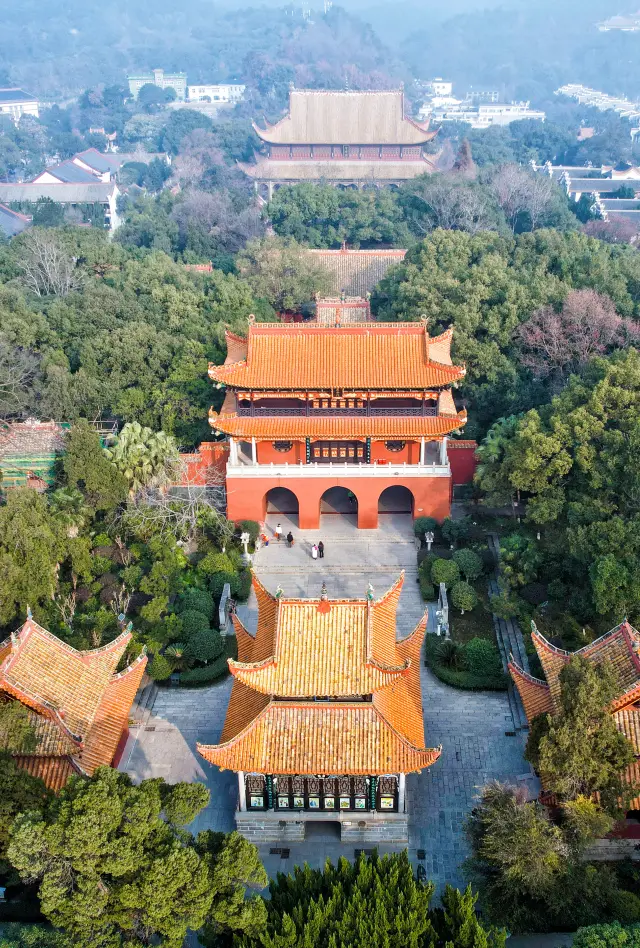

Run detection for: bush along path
[[487, 533, 529, 733]]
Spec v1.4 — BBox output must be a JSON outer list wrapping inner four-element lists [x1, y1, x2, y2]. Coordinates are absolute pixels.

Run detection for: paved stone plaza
[[122, 512, 532, 890]]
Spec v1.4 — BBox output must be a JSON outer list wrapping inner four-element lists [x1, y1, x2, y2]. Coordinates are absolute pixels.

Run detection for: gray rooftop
[[43, 160, 100, 184], [0, 203, 31, 238], [0, 88, 37, 104], [0, 182, 117, 204], [568, 178, 640, 194]]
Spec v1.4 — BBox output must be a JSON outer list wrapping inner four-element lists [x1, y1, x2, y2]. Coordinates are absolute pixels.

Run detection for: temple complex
[[197, 573, 439, 843], [509, 621, 640, 809], [240, 89, 439, 197], [308, 246, 408, 324], [208, 317, 470, 529], [0, 616, 147, 790]]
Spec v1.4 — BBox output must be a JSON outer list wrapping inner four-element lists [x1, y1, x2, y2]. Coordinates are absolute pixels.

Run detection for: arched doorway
[[378, 485, 414, 515], [320, 486, 358, 530], [265, 487, 299, 530]]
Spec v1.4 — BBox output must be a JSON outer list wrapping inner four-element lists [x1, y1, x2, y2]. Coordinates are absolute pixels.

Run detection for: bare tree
[[489, 164, 556, 232], [406, 176, 495, 235], [0, 339, 39, 418], [15, 230, 83, 297], [583, 218, 639, 245], [117, 455, 231, 545], [172, 189, 263, 254], [516, 289, 636, 383], [54, 591, 77, 629], [109, 584, 132, 619]]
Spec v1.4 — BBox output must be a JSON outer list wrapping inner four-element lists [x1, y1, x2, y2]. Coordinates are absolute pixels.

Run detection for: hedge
[[179, 653, 230, 686]]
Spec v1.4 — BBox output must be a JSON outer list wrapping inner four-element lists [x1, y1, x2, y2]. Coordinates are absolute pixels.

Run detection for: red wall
[[448, 440, 478, 485], [369, 440, 420, 464], [226, 473, 452, 529], [178, 442, 228, 485], [256, 441, 305, 464]]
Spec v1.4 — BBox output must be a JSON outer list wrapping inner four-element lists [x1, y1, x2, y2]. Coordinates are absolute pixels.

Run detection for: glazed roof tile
[[12, 755, 76, 792], [228, 575, 414, 697], [198, 700, 440, 775], [198, 574, 436, 774], [308, 249, 406, 296], [531, 621, 640, 708], [209, 409, 466, 441], [253, 90, 436, 146], [0, 618, 147, 781], [614, 708, 640, 753], [0, 420, 67, 458], [508, 661, 554, 722], [209, 323, 464, 391]]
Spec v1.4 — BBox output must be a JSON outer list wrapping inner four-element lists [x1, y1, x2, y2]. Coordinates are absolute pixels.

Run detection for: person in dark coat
[[318, 541, 325, 558], [286, 531, 294, 547]]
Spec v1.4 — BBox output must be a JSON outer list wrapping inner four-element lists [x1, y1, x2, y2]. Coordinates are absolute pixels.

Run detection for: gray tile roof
[[0, 203, 31, 238], [568, 178, 640, 194], [0, 88, 37, 104], [43, 160, 99, 183], [0, 183, 117, 204]]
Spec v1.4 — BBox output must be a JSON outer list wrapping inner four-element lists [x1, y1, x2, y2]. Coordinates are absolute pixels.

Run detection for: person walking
[[275, 523, 283, 542], [311, 543, 318, 561], [318, 540, 324, 559], [286, 531, 294, 547]]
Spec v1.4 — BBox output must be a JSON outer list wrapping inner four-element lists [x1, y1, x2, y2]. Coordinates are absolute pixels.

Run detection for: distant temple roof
[[309, 247, 407, 296], [208, 322, 465, 391], [198, 573, 440, 775], [253, 89, 437, 146], [0, 420, 68, 491], [0, 617, 146, 789], [238, 157, 439, 182], [509, 620, 640, 808]]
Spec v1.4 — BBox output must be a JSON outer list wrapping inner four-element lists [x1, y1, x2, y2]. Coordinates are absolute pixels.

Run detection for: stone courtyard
[[121, 512, 532, 890]]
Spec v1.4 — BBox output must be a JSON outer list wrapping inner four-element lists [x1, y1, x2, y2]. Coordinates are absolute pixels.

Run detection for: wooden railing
[[235, 406, 437, 418]]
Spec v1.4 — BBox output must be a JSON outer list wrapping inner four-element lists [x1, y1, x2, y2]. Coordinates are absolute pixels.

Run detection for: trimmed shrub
[[148, 654, 172, 681], [452, 548, 483, 582], [463, 637, 502, 677], [419, 576, 436, 602], [418, 552, 438, 582], [609, 891, 640, 925], [237, 520, 260, 543], [178, 587, 214, 619], [184, 629, 225, 663], [435, 638, 464, 669], [231, 569, 252, 602], [179, 653, 229, 685], [209, 570, 237, 600], [198, 551, 235, 575], [442, 517, 470, 547], [414, 516, 438, 539], [180, 609, 210, 640], [573, 922, 640, 948], [431, 558, 460, 588], [451, 581, 478, 614]]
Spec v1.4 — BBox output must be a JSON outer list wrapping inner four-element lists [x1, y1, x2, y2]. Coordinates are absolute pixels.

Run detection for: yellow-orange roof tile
[[508, 661, 554, 723], [198, 700, 439, 775], [209, 409, 466, 441], [209, 323, 464, 391], [12, 754, 77, 792]]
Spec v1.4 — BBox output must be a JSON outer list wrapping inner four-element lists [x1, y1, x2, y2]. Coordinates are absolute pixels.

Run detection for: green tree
[[63, 420, 128, 512], [573, 923, 640, 948], [0, 751, 52, 869], [0, 925, 68, 948], [183, 629, 225, 663], [0, 489, 66, 627], [451, 581, 478, 614], [6, 768, 258, 948], [236, 236, 333, 313], [525, 657, 636, 813], [452, 549, 483, 582], [431, 559, 461, 588], [197, 830, 268, 946]]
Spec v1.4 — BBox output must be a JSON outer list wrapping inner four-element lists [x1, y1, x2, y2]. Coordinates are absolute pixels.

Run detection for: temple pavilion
[[240, 88, 439, 198], [510, 621, 640, 810], [197, 573, 439, 843], [208, 317, 472, 529], [0, 616, 147, 790]]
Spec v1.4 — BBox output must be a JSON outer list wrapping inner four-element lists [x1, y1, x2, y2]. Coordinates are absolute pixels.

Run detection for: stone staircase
[[487, 533, 530, 733], [130, 679, 158, 729]]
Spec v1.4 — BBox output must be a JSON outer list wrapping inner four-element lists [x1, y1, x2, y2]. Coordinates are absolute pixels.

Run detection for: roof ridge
[[507, 656, 550, 688], [532, 619, 640, 658]]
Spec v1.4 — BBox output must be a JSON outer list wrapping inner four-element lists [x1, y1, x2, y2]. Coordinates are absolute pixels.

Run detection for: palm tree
[[105, 422, 179, 497], [48, 487, 91, 537]]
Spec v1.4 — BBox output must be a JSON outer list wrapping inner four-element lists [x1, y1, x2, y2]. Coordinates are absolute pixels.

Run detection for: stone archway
[[265, 486, 299, 530], [378, 485, 414, 515], [319, 486, 358, 530]]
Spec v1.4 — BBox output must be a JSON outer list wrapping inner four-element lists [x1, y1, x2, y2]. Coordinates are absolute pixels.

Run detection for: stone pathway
[[122, 512, 533, 893]]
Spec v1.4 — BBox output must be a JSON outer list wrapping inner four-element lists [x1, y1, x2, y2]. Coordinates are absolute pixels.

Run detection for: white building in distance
[[127, 69, 187, 101], [555, 84, 640, 122], [431, 101, 545, 128], [187, 83, 245, 103], [0, 88, 39, 122]]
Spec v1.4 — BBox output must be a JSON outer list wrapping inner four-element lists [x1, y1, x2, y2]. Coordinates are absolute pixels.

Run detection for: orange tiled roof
[[308, 249, 407, 296], [198, 700, 440, 775], [614, 708, 640, 754], [0, 618, 147, 783], [229, 575, 414, 697], [209, 323, 465, 391], [12, 755, 77, 792], [209, 408, 466, 441], [198, 574, 437, 774], [531, 621, 640, 709], [508, 661, 553, 723]]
